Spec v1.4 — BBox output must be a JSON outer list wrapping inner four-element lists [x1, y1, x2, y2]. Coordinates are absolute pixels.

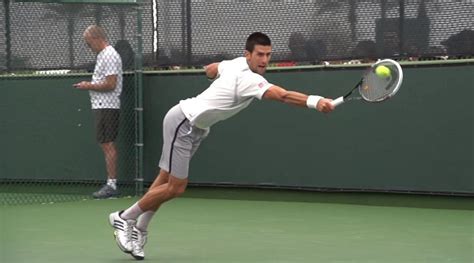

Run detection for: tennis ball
[[375, 65, 391, 78]]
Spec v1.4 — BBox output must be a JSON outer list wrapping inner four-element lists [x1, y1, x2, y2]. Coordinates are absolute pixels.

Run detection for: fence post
[[399, 0, 405, 56], [4, 0, 11, 72], [135, 2, 144, 196]]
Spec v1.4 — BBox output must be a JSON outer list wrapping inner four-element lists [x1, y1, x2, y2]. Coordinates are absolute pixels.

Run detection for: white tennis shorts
[[159, 104, 209, 179]]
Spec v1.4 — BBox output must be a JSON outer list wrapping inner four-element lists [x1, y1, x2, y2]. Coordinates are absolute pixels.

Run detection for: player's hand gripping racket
[[331, 59, 403, 107]]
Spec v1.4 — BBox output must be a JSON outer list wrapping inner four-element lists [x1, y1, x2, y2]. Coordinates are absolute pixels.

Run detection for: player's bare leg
[[147, 169, 170, 195], [139, 169, 188, 211]]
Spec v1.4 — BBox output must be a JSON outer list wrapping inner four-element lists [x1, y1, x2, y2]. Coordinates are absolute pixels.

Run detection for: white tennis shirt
[[89, 45, 123, 109], [180, 57, 273, 129]]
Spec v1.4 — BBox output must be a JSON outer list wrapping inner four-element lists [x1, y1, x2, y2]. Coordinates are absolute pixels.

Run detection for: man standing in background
[[74, 25, 123, 199]]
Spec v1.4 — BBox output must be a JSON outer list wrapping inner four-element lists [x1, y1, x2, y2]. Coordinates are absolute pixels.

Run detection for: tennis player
[[109, 32, 334, 260]]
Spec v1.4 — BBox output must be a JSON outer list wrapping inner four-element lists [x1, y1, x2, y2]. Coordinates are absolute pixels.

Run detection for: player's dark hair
[[245, 32, 271, 52]]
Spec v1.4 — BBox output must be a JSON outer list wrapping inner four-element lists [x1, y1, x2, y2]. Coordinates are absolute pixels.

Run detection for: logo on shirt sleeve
[[258, 81, 268, 88]]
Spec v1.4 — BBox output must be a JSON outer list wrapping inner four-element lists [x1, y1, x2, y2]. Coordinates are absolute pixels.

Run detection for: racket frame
[[331, 59, 403, 107]]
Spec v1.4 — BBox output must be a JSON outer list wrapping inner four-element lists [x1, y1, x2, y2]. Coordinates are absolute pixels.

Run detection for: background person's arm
[[73, 75, 117, 91]]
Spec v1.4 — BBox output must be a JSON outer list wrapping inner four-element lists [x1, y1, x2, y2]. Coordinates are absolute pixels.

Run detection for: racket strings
[[360, 62, 401, 102]]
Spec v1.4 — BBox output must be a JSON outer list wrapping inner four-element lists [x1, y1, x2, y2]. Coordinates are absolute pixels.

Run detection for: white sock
[[107, 179, 117, 190], [121, 202, 144, 220], [136, 211, 156, 232]]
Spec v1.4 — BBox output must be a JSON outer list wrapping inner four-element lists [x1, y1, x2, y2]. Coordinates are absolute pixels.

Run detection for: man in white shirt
[[74, 25, 123, 199], [108, 32, 334, 260]]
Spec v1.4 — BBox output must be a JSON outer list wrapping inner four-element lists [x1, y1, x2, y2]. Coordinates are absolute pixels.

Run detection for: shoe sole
[[132, 254, 144, 260], [108, 213, 132, 254]]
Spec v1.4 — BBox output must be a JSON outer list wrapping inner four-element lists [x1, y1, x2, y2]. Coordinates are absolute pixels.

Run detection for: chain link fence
[[1, 1, 153, 71], [153, 0, 473, 67], [1, 1, 473, 71]]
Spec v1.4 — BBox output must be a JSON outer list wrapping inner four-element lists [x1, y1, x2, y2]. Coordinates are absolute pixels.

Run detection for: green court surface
[[1, 188, 473, 263]]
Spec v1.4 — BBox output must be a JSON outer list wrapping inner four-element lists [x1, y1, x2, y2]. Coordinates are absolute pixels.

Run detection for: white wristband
[[306, 95, 322, 109]]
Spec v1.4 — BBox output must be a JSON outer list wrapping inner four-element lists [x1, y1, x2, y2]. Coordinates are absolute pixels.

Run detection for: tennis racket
[[331, 59, 403, 107]]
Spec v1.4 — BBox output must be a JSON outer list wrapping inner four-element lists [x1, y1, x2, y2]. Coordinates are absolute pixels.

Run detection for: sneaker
[[93, 184, 119, 199], [109, 211, 135, 253], [131, 227, 148, 260]]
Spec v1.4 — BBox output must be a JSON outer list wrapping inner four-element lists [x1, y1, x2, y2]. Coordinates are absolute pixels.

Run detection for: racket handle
[[331, 96, 345, 107]]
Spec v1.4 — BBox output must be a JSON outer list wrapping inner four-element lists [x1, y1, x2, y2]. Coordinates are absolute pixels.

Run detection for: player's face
[[245, 45, 272, 75]]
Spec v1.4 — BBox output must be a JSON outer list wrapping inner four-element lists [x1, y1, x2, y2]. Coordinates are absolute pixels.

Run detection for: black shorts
[[93, 109, 120, 143]]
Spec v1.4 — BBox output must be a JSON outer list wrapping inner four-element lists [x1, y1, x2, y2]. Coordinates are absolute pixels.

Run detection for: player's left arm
[[73, 75, 117, 91], [204, 63, 219, 80], [262, 85, 334, 113]]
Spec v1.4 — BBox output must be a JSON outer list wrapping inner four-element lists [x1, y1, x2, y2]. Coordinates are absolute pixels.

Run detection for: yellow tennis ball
[[375, 65, 391, 78]]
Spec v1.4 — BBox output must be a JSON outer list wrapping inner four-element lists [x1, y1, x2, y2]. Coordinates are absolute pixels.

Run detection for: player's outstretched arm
[[262, 85, 334, 113]]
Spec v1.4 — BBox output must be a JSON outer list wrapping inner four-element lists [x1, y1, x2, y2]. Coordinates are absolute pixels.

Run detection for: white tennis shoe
[[131, 227, 148, 260], [109, 211, 136, 253]]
